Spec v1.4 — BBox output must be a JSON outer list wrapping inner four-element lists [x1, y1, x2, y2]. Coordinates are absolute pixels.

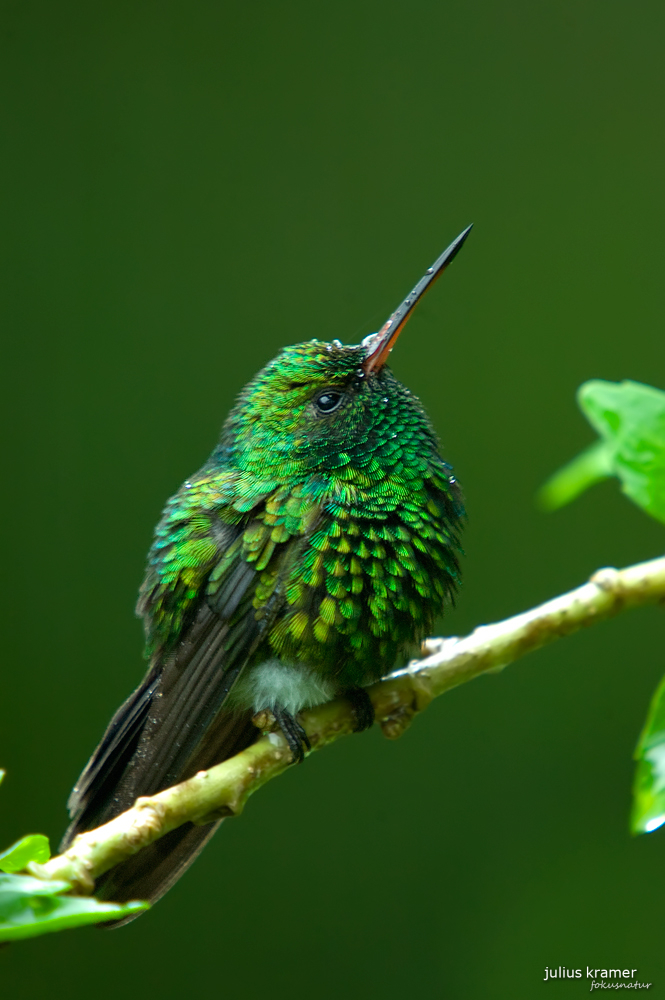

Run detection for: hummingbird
[[61, 225, 471, 917]]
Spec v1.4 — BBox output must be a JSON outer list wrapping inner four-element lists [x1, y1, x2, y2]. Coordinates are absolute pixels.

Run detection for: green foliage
[[541, 379, 665, 838], [0, 813, 148, 941], [0, 872, 148, 941], [631, 675, 665, 835], [539, 379, 665, 524], [0, 835, 50, 873]]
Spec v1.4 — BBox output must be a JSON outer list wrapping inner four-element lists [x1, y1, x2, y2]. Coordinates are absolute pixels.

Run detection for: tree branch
[[29, 555, 665, 895]]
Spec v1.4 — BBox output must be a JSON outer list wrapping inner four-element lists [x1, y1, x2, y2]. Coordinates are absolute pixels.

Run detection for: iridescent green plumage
[[142, 340, 462, 691], [62, 226, 471, 918]]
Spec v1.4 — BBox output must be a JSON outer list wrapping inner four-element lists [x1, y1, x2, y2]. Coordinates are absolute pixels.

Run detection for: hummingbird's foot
[[272, 706, 311, 764], [345, 687, 375, 732]]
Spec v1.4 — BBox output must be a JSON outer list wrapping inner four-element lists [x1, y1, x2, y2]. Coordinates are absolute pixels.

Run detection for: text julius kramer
[[544, 968, 650, 984]]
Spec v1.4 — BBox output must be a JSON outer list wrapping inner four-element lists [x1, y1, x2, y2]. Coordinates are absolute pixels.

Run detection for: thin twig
[[29, 555, 665, 894]]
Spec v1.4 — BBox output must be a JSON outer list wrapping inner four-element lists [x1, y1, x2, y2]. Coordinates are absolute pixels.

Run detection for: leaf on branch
[[631, 674, 665, 836], [0, 835, 51, 873], [539, 379, 665, 524], [0, 872, 149, 941], [0, 812, 149, 940]]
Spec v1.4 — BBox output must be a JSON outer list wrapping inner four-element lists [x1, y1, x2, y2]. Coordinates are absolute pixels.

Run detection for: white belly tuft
[[229, 659, 336, 715]]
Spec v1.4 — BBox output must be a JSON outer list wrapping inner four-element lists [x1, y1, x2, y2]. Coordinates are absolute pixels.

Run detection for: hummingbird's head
[[216, 226, 472, 486], [220, 338, 402, 469]]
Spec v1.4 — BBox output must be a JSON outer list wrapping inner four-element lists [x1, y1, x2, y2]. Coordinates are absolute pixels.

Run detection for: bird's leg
[[344, 687, 375, 732], [272, 706, 311, 764]]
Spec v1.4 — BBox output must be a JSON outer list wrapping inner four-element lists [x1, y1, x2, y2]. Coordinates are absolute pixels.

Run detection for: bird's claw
[[271, 706, 311, 764], [345, 687, 375, 733]]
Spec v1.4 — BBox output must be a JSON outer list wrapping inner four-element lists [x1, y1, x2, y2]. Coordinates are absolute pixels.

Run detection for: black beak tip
[[448, 223, 474, 261]]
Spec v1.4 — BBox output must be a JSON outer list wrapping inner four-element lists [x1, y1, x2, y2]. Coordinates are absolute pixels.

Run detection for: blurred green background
[[2, 1, 665, 995]]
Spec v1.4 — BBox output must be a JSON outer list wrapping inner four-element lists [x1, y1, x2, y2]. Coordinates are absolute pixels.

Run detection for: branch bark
[[30, 555, 665, 895]]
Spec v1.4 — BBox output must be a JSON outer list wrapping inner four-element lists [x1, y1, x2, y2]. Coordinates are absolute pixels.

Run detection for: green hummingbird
[[62, 225, 471, 915]]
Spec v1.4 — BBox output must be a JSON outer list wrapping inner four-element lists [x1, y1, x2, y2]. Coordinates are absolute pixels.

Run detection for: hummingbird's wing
[[61, 475, 321, 912]]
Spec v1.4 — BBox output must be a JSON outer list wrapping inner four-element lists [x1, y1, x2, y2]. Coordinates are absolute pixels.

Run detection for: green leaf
[[539, 379, 665, 524], [631, 673, 665, 835], [0, 872, 149, 941], [0, 835, 51, 872]]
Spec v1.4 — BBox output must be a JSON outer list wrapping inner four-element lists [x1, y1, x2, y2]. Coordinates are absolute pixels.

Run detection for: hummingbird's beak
[[361, 224, 473, 375]]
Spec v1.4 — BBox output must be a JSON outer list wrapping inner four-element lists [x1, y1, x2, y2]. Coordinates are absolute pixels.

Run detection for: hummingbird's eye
[[314, 390, 344, 414]]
